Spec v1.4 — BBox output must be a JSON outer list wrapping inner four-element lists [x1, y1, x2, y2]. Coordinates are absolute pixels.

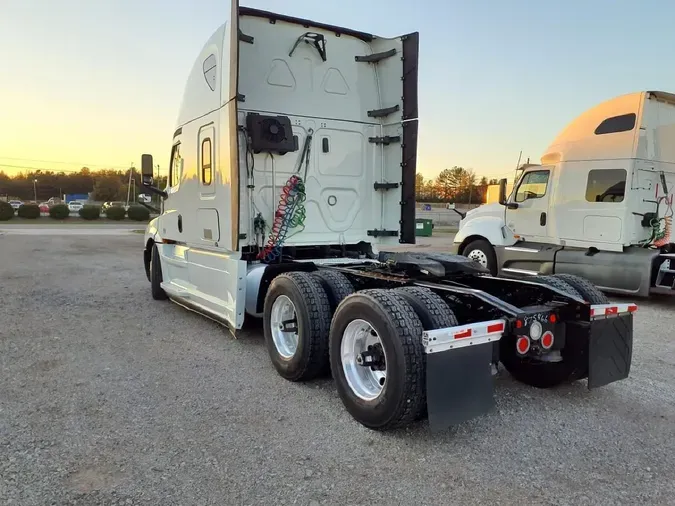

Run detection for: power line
[[0, 163, 122, 174], [0, 156, 131, 169]]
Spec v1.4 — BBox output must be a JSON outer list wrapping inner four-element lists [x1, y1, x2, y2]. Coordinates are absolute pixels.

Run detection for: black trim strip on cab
[[173, 127, 182, 138], [399, 32, 419, 244], [238, 7, 374, 42]]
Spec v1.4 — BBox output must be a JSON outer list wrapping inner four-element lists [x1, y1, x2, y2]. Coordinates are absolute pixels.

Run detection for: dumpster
[[415, 218, 433, 237]]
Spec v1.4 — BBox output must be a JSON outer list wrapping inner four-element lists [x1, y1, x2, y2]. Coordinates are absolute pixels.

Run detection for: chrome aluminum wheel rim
[[270, 295, 299, 359], [341, 319, 386, 401]]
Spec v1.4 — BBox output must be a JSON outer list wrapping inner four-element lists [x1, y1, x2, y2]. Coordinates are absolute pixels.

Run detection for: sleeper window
[[585, 169, 626, 203], [515, 170, 550, 203], [201, 138, 212, 186], [594, 113, 636, 135]]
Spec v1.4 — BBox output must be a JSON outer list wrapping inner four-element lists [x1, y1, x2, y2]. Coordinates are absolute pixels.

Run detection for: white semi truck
[[454, 90, 675, 298], [140, 4, 637, 432]]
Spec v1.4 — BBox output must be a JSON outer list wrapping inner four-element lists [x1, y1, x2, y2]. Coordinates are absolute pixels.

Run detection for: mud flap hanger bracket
[[289, 32, 327, 61]]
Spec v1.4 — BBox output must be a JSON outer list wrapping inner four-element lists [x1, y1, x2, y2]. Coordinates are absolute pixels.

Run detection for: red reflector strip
[[590, 303, 638, 318], [454, 328, 472, 339], [487, 323, 504, 333]]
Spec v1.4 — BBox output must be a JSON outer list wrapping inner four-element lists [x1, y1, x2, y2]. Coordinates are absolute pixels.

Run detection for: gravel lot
[[1, 234, 675, 505]]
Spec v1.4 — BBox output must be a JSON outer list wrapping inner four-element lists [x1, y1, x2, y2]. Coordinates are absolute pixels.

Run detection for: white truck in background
[[454, 90, 675, 298], [138, 3, 637, 432]]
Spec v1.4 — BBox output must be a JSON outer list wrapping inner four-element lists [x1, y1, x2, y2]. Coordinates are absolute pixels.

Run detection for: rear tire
[[394, 286, 458, 420], [311, 270, 354, 313], [533, 275, 582, 299], [552, 273, 609, 304], [500, 274, 587, 388], [394, 286, 458, 330], [150, 244, 168, 301], [263, 272, 332, 382], [329, 289, 426, 430], [462, 239, 497, 275]]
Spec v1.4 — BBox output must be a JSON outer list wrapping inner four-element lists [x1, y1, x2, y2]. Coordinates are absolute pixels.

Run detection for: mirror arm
[[142, 182, 168, 199]]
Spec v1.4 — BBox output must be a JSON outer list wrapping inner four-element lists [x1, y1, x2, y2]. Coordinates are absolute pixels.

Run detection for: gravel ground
[[1, 235, 675, 505]]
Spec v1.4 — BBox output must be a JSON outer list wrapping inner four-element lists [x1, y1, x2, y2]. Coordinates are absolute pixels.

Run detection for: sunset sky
[[2, 0, 675, 181]]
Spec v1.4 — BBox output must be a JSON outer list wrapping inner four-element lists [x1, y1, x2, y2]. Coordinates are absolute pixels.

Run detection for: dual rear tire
[[263, 270, 457, 430], [499, 273, 609, 388]]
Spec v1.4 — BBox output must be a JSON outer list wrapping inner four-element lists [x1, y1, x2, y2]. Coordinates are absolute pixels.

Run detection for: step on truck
[[140, 4, 637, 432], [454, 91, 675, 297]]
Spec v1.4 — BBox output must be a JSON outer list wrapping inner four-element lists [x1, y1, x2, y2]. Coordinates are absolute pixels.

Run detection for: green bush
[[79, 205, 101, 220], [105, 206, 126, 220], [127, 205, 150, 221], [0, 201, 14, 221], [17, 204, 40, 219], [49, 204, 70, 220]]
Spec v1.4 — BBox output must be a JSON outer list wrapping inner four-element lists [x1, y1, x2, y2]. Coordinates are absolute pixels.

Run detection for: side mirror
[[499, 178, 518, 209], [498, 178, 508, 205], [141, 154, 154, 186], [140, 153, 168, 199]]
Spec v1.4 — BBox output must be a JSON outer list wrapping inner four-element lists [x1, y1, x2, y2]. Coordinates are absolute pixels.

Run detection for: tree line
[[416, 166, 498, 203], [0, 167, 167, 202], [2, 165, 496, 204]]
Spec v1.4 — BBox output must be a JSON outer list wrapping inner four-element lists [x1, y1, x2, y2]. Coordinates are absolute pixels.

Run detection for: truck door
[[506, 168, 551, 242]]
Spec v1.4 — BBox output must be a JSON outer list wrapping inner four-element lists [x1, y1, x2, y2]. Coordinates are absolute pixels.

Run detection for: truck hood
[[462, 202, 504, 221]]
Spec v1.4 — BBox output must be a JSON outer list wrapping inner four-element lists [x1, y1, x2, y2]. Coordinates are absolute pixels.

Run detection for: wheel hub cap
[[467, 249, 488, 267], [270, 295, 299, 359], [341, 319, 386, 401]]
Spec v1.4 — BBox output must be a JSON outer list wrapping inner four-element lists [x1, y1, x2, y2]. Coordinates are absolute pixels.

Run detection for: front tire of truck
[[462, 239, 497, 275], [150, 244, 168, 301], [263, 272, 332, 382], [329, 289, 426, 430]]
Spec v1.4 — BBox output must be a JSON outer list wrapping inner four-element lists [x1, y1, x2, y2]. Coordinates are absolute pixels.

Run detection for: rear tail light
[[516, 336, 530, 355], [541, 331, 554, 350]]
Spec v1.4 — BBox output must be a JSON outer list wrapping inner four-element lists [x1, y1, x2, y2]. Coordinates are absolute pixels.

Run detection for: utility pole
[[33, 179, 38, 202], [155, 164, 160, 206], [126, 164, 134, 207]]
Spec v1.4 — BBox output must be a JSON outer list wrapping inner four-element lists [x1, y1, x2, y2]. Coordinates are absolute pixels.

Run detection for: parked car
[[68, 201, 84, 212], [9, 200, 23, 210], [39, 202, 50, 213]]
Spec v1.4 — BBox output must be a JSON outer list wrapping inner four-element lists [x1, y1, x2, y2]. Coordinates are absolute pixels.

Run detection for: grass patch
[[433, 226, 458, 234]]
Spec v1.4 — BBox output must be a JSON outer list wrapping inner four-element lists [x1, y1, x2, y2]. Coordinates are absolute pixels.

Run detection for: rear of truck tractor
[[261, 253, 637, 432]]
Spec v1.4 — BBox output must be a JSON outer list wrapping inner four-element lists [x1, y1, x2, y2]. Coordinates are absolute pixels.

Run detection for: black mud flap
[[587, 314, 633, 389], [426, 342, 495, 432]]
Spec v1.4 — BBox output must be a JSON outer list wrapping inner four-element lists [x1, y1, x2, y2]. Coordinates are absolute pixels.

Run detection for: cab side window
[[515, 170, 550, 203], [169, 144, 182, 188]]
